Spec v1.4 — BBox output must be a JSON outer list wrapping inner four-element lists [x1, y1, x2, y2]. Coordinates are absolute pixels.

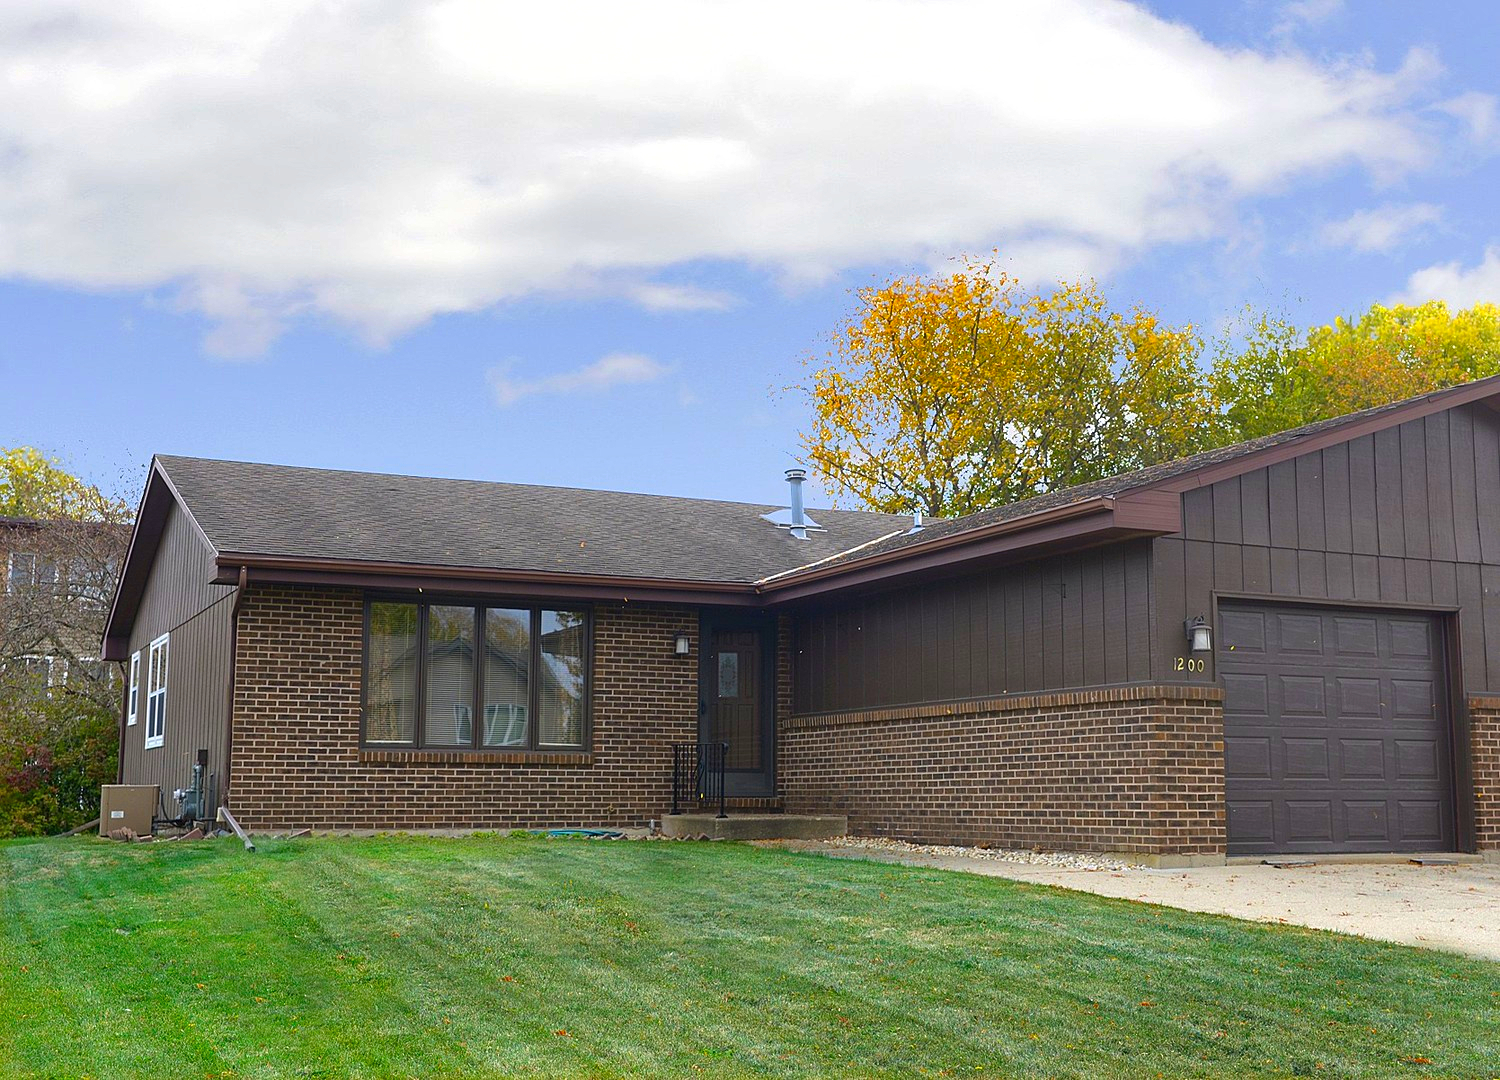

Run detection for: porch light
[[673, 631, 691, 656], [1184, 615, 1212, 654]]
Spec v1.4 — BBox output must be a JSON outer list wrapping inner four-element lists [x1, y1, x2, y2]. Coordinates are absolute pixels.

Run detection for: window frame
[[144, 633, 168, 750], [360, 594, 592, 753], [6, 552, 33, 593], [126, 651, 141, 726]]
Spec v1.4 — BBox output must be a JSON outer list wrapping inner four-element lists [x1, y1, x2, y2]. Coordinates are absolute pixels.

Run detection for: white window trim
[[17, 655, 54, 686], [6, 552, 30, 593], [127, 652, 140, 726], [144, 633, 168, 750]]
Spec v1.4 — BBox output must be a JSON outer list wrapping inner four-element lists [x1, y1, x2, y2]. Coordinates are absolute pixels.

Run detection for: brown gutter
[[203, 492, 1182, 610], [221, 566, 248, 815], [211, 554, 763, 606], [758, 492, 1182, 602]]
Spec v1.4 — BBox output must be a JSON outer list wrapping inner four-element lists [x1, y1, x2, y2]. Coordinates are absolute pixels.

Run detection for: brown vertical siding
[[118, 500, 235, 807], [117, 594, 234, 805], [1155, 402, 1500, 693], [790, 540, 1154, 714], [129, 502, 224, 639]]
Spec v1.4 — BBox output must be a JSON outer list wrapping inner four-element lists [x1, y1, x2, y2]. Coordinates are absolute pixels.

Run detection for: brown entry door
[[701, 615, 775, 797], [1220, 602, 1456, 855]]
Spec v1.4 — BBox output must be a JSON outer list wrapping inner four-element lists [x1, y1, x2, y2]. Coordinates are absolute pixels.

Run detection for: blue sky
[[3, 0, 1499, 509]]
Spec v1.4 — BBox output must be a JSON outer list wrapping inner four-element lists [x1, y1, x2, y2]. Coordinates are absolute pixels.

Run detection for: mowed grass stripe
[[0, 834, 1495, 1078]]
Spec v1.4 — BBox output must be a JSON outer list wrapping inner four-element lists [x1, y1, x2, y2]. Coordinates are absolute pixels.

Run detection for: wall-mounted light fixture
[[673, 631, 691, 657], [1184, 614, 1212, 654]]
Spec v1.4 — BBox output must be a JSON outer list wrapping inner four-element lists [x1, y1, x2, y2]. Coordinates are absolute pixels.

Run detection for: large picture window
[[362, 599, 589, 751]]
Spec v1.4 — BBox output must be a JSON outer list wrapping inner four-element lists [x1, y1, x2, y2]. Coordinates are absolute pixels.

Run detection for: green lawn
[[0, 836, 1495, 1079]]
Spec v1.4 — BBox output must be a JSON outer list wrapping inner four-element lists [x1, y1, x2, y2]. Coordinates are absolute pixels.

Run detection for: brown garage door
[[1220, 602, 1455, 855]]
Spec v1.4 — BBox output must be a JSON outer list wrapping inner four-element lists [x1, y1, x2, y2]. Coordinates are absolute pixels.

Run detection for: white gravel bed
[[817, 835, 1138, 871]]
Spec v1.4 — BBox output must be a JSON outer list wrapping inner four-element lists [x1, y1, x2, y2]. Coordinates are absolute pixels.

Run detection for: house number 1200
[[1174, 657, 1206, 672]]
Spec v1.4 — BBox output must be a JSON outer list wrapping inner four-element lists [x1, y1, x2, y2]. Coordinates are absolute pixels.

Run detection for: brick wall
[[779, 685, 1227, 857], [228, 585, 698, 831], [1469, 695, 1500, 851]]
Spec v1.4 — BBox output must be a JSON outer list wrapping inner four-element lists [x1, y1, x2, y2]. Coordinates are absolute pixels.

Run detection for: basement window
[[144, 633, 168, 749], [362, 598, 589, 752]]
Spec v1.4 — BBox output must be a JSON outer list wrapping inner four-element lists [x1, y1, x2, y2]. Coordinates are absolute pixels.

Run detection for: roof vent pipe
[[785, 468, 809, 540], [908, 509, 925, 534]]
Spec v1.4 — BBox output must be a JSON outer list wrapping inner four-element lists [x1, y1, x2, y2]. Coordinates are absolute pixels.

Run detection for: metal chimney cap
[[784, 468, 807, 481]]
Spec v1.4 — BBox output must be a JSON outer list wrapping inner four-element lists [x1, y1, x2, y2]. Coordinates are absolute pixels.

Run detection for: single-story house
[[103, 375, 1500, 863]]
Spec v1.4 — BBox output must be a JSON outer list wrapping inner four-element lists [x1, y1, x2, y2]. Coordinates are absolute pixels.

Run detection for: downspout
[[114, 659, 128, 784], [221, 566, 249, 814]]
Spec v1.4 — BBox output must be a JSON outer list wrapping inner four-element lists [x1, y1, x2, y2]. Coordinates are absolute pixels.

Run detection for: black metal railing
[[670, 741, 729, 818]]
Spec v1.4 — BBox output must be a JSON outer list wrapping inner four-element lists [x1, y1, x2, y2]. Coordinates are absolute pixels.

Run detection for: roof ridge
[[153, 454, 905, 519]]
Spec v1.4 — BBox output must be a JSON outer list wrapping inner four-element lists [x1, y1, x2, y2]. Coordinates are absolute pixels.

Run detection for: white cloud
[[1317, 202, 1443, 254], [0, 0, 1449, 354], [624, 282, 738, 313], [488, 352, 669, 406], [1393, 246, 1500, 308], [1273, 0, 1344, 37], [1436, 91, 1500, 148]]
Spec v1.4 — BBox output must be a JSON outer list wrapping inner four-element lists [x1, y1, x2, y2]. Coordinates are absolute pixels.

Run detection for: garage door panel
[[1389, 619, 1434, 659], [1221, 602, 1454, 855], [1391, 679, 1436, 718], [1397, 801, 1444, 843], [1223, 672, 1268, 713], [1334, 616, 1379, 656], [1336, 677, 1382, 717], [1283, 737, 1329, 779], [1221, 609, 1267, 653], [1225, 736, 1272, 779], [1285, 800, 1334, 843], [1344, 801, 1390, 842], [1279, 675, 1325, 715], [1277, 613, 1324, 653], [1394, 739, 1440, 780], [1339, 738, 1386, 779], [1227, 801, 1275, 845]]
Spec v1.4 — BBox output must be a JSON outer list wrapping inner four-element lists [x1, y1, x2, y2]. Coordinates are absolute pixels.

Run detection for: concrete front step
[[662, 813, 847, 841]]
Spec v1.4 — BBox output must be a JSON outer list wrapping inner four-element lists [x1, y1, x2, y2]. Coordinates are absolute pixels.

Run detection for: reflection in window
[[366, 602, 418, 743], [424, 605, 476, 746], [362, 601, 589, 750], [539, 610, 586, 746], [484, 608, 530, 746]]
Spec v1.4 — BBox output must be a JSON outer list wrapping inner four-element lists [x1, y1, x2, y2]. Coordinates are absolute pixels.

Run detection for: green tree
[[1213, 301, 1500, 442], [0, 667, 118, 837]]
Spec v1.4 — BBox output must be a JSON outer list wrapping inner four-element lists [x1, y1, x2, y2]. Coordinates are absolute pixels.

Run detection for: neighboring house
[[103, 376, 1500, 863], [1, 516, 125, 693]]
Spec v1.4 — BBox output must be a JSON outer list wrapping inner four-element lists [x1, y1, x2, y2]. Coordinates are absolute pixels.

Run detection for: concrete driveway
[[776, 841, 1500, 961]]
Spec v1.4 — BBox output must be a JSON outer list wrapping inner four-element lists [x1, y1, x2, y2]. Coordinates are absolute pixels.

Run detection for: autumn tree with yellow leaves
[[797, 260, 1500, 519], [797, 261, 1219, 517]]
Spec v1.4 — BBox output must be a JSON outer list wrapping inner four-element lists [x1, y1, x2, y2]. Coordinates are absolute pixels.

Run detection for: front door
[[700, 612, 776, 798]]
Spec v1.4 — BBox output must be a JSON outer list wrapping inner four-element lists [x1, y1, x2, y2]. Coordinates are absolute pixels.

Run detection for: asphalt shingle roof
[[156, 376, 1500, 588], [155, 456, 909, 584]]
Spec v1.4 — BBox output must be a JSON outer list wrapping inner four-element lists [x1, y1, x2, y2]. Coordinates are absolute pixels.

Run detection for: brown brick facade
[[1469, 695, 1500, 851], [228, 585, 698, 831], [778, 685, 1227, 857]]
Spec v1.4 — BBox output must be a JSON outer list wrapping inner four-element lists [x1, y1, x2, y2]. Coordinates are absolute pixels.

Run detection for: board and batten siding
[[118, 499, 236, 804], [791, 540, 1153, 715], [1155, 401, 1500, 692]]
